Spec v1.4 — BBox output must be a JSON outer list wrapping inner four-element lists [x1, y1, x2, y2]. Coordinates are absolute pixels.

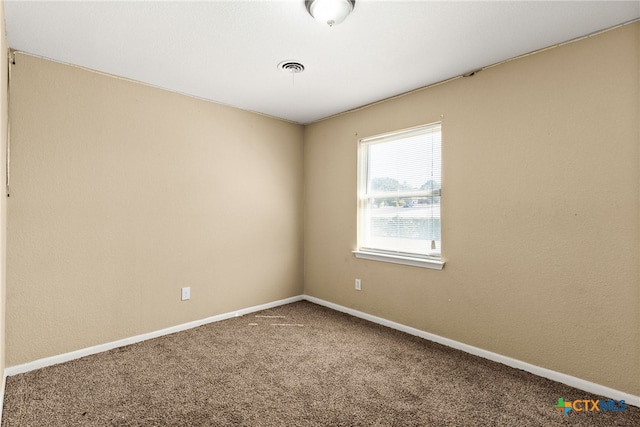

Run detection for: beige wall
[[6, 53, 304, 365], [304, 22, 640, 395], [1, 0, 7, 399]]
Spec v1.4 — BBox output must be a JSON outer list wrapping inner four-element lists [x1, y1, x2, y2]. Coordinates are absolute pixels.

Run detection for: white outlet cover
[[181, 287, 191, 301]]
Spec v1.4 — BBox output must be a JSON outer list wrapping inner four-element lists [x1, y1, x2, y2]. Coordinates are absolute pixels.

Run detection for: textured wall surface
[[1, 0, 8, 398], [304, 23, 640, 395], [6, 53, 304, 365]]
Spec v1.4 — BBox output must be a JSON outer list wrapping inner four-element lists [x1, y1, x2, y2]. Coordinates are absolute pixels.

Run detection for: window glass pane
[[358, 124, 441, 259], [367, 133, 439, 194]]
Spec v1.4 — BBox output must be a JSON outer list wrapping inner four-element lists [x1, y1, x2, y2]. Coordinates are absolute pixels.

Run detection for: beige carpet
[[2, 301, 639, 426]]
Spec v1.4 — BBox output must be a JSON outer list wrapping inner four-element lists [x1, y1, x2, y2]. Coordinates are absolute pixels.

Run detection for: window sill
[[353, 251, 445, 270]]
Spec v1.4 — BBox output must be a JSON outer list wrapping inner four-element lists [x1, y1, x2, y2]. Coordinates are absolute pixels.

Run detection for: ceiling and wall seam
[[7, 49, 303, 127], [312, 18, 640, 125], [4, 2, 638, 124], [7, 17, 639, 128]]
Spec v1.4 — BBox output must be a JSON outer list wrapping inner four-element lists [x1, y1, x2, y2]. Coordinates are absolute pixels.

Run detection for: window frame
[[354, 122, 445, 270]]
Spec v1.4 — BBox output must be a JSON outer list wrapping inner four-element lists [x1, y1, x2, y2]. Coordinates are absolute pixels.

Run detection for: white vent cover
[[278, 61, 305, 74]]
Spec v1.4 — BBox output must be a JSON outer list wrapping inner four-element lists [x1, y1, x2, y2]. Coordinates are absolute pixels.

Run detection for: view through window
[[357, 123, 442, 261]]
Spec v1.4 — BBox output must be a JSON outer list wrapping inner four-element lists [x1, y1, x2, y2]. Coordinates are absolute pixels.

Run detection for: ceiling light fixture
[[305, 0, 355, 27]]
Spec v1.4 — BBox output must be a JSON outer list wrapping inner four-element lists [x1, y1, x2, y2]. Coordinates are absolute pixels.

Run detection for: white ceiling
[[4, 1, 639, 124]]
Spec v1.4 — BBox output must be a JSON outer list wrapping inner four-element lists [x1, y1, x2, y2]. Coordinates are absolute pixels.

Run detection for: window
[[355, 123, 443, 270]]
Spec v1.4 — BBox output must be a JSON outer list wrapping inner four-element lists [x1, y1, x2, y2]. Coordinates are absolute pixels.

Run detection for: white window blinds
[[357, 123, 442, 260]]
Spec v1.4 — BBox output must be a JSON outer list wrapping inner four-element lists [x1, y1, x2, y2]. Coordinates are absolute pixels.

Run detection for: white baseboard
[[4, 293, 638, 409], [303, 295, 640, 408], [5, 295, 304, 377]]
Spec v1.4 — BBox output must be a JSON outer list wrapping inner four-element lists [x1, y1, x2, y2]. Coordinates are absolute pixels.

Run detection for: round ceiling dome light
[[278, 61, 305, 74], [306, 0, 355, 27]]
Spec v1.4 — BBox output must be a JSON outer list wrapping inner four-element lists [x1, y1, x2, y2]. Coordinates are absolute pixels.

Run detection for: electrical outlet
[[181, 287, 191, 301], [355, 279, 361, 291]]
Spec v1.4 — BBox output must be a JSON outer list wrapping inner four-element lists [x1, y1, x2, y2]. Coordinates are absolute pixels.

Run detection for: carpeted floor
[[2, 300, 639, 426]]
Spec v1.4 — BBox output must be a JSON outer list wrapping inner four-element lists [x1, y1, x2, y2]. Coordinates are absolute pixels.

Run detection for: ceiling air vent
[[278, 61, 305, 74]]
